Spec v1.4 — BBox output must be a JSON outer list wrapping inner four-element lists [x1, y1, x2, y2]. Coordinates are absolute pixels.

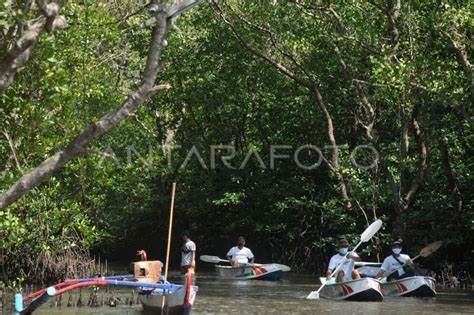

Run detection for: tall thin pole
[[162, 182, 176, 312]]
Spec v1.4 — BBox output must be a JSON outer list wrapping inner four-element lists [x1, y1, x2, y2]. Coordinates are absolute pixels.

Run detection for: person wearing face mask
[[376, 239, 415, 281], [326, 239, 361, 283]]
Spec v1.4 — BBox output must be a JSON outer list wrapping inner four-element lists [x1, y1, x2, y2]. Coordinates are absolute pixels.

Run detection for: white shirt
[[328, 252, 359, 281], [226, 246, 254, 264], [180, 240, 196, 267], [380, 254, 411, 277]]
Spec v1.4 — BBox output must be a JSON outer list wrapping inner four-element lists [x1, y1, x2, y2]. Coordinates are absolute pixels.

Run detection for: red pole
[[54, 279, 108, 296], [23, 281, 75, 302]]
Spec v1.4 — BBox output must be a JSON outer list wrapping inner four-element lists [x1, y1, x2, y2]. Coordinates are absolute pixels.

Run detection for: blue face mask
[[339, 247, 348, 255], [392, 248, 402, 255]]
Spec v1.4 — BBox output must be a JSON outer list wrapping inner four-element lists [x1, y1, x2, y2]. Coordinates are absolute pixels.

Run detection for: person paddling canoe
[[327, 239, 361, 283], [226, 236, 255, 267], [180, 231, 196, 275], [376, 239, 415, 281]]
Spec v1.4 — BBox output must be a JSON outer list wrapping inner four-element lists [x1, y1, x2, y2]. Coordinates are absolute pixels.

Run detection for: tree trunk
[[0, 0, 202, 210], [312, 86, 352, 210], [439, 142, 463, 211]]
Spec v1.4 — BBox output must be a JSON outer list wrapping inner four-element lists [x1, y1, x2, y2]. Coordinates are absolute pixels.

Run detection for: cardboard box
[[132, 260, 162, 283]]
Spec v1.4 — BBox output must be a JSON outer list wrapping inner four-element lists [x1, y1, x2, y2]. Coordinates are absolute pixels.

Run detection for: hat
[[392, 238, 403, 246], [338, 239, 349, 247]]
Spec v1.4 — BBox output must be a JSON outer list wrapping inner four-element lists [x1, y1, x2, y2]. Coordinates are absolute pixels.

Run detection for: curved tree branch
[[0, 0, 66, 93], [0, 0, 200, 210]]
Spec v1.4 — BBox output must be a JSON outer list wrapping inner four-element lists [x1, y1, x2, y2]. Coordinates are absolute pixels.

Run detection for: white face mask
[[392, 248, 402, 255]]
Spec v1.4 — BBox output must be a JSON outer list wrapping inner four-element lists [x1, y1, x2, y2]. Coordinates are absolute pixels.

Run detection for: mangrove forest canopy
[[0, 0, 473, 284]]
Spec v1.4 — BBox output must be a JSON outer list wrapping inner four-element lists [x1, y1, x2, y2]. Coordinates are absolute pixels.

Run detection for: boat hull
[[319, 277, 383, 301], [139, 274, 198, 314], [381, 276, 436, 297], [215, 264, 283, 281]]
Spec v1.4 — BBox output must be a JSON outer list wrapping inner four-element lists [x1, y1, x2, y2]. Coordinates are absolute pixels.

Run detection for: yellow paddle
[[386, 241, 442, 278], [161, 183, 177, 313]]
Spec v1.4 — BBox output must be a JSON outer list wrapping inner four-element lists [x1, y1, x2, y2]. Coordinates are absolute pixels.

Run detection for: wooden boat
[[139, 273, 198, 314], [17, 251, 199, 314], [215, 264, 283, 281], [133, 258, 198, 314], [380, 276, 436, 297], [318, 277, 383, 301], [17, 275, 196, 315]]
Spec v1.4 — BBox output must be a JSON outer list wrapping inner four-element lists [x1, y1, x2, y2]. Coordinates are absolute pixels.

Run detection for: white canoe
[[139, 274, 198, 314], [381, 276, 436, 297], [319, 277, 383, 301], [215, 264, 283, 281]]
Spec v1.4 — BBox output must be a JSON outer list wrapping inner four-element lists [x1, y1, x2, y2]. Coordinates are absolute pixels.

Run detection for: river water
[[5, 272, 474, 314]]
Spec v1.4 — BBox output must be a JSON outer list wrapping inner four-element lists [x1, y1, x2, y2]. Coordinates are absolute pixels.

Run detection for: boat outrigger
[[15, 254, 198, 315]]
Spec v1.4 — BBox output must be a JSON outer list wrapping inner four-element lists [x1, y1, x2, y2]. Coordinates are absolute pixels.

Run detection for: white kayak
[[318, 277, 383, 301], [380, 276, 436, 297], [139, 273, 198, 314], [215, 264, 283, 281]]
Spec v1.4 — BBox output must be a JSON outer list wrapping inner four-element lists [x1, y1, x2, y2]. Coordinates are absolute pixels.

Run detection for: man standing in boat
[[327, 239, 361, 283], [226, 236, 255, 267], [376, 239, 415, 281], [180, 231, 196, 275]]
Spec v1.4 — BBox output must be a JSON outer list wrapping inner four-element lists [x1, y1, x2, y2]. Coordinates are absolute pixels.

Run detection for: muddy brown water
[[3, 272, 474, 314]]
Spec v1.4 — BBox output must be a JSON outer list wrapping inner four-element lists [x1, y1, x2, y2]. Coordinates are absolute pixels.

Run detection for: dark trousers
[[387, 269, 415, 282]]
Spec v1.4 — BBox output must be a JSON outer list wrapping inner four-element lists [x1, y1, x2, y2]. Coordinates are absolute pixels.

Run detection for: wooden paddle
[[306, 219, 383, 300], [385, 241, 442, 278], [199, 255, 291, 272], [161, 182, 177, 313]]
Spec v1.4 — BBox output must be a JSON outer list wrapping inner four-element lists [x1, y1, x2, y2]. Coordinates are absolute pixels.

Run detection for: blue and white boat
[[139, 273, 198, 314], [215, 264, 283, 281]]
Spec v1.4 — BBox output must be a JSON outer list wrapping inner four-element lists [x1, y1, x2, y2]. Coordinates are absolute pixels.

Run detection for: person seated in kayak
[[327, 239, 361, 283], [375, 239, 415, 281], [180, 231, 196, 275], [226, 236, 255, 267]]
